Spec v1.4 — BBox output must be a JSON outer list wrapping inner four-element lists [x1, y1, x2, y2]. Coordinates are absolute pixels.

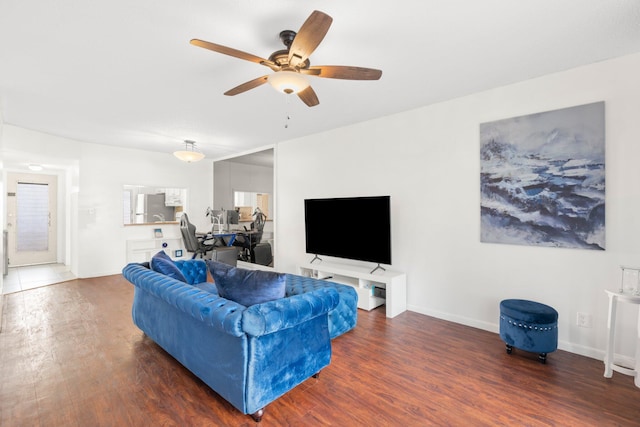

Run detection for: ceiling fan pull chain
[[284, 95, 292, 129]]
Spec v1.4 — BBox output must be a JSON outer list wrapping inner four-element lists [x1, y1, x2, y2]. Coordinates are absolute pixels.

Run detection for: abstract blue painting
[[480, 102, 605, 250]]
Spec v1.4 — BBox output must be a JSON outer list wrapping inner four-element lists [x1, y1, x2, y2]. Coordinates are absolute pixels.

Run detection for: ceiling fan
[[190, 10, 382, 107]]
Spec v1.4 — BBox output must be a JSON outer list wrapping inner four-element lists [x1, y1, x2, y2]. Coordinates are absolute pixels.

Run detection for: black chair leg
[[505, 344, 513, 354], [538, 353, 547, 364]]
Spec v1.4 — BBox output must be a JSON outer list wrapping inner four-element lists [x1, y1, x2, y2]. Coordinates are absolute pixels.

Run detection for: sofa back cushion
[[194, 281, 219, 295], [151, 250, 188, 283], [174, 259, 208, 284], [207, 260, 286, 307]]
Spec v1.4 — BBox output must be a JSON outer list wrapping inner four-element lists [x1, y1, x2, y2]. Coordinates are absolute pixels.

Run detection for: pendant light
[[174, 140, 205, 162]]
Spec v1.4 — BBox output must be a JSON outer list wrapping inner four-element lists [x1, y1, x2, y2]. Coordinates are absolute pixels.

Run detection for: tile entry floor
[[2, 263, 75, 294]]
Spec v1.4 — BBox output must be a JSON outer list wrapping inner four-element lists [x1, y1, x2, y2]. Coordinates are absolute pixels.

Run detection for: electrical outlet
[[577, 312, 593, 328]]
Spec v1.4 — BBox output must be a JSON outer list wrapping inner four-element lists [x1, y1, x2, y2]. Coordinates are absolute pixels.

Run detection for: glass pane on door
[[16, 182, 49, 251]]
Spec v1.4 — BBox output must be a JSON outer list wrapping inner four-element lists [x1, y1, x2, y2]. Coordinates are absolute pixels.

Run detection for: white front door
[[6, 172, 58, 266]]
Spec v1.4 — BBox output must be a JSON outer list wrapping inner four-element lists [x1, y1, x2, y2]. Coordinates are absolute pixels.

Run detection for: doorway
[[6, 172, 58, 266], [213, 148, 275, 267]]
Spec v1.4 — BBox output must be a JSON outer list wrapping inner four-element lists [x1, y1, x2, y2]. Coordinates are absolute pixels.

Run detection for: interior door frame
[[6, 172, 58, 266]]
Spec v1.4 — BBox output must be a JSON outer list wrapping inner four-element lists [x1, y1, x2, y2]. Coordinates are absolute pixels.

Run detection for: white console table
[[604, 290, 640, 388], [298, 262, 407, 318]]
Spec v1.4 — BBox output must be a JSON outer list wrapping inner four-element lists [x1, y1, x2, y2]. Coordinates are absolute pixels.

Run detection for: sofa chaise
[[122, 258, 357, 422]]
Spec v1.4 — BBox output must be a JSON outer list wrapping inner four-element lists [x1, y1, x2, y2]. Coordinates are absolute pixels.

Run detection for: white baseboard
[[408, 304, 498, 334], [407, 304, 610, 362]]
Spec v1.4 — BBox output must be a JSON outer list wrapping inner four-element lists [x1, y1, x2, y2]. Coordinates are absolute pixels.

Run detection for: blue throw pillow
[[151, 250, 188, 283], [206, 260, 285, 306]]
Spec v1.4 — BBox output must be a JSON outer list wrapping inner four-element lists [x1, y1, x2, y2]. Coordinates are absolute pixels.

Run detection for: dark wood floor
[[2, 276, 640, 426]]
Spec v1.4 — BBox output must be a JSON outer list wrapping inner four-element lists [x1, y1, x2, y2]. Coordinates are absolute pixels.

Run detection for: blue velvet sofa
[[122, 259, 357, 422], [285, 273, 358, 339]]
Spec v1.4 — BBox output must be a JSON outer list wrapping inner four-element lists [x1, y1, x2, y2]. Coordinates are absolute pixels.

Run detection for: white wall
[[0, 114, 5, 303], [2, 125, 213, 278], [275, 52, 640, 361], [213, 160, 274, 212]]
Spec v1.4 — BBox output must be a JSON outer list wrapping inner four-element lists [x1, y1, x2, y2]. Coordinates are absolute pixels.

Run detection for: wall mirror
[[213, 148, 275, 267], [123, 185, 187, 225], [234, 191, 272, 222]]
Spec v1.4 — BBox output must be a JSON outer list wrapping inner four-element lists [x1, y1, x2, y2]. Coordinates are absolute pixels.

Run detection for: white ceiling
[[1, 1, 640, 162]]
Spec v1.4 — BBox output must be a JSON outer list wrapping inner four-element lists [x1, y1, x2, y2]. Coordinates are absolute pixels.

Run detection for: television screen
[[304, 196, 391, 265]]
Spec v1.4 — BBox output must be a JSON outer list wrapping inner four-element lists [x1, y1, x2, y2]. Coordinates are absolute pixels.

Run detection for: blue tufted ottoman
[[499, 299, 558, 363]]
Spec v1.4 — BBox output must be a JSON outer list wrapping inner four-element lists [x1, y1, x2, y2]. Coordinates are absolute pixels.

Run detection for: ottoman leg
[[506, 344, 513, 354], [538, 353, 547, 364]]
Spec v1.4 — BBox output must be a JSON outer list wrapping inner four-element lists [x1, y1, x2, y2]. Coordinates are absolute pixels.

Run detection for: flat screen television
[[304, 196, 391, 266]]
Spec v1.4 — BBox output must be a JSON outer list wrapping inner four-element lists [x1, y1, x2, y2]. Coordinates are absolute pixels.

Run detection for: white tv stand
[[298, 261, 407, 318]]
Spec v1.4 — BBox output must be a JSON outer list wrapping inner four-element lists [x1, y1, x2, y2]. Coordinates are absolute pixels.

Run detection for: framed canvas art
[[480, 102, 605, 250]]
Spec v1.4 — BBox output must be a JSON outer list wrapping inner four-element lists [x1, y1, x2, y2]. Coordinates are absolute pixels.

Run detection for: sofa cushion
[[207, 260, 286, 307], [285, 274, 358, 339], [175, 259, 208, 285], [194, 281, 220, 295], [151, 250, 188, 283]]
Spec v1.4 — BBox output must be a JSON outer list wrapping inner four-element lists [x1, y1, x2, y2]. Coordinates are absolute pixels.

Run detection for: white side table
[[604, 290, 640, 387]]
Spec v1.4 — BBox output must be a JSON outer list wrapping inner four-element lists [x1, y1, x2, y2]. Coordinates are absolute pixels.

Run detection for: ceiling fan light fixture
[[268, 71, 309, 94], [174, 140, 205, 162]]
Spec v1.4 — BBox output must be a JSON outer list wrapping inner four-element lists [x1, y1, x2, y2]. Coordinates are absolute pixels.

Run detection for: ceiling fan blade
[[298, 68, 321, 76], [288, 11, 333, 68], [190, 39, 277, 69], [224, 76, 269, 96], [305, 66, 382, 80], [297, 86, 320, 107]]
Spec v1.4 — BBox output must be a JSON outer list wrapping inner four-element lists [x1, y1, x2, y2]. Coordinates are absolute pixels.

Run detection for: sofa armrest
[[123, 263, 245, 337], [242, 287, 340, 337]]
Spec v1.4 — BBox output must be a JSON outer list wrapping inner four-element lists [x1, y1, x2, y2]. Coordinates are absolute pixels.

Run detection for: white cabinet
[[298, 262, 407, 318], [126, 238, 186, 263], [164, 188, 184, 207]]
